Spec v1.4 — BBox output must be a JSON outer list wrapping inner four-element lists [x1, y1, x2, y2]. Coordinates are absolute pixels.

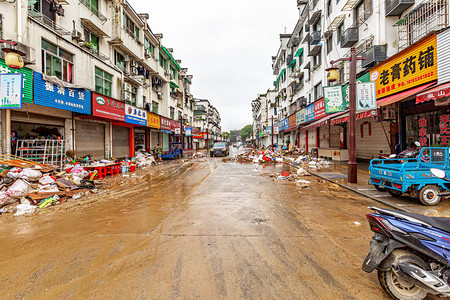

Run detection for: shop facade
[[147, 112, 161, 152]]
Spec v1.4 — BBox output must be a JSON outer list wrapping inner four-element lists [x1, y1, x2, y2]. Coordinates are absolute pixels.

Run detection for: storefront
[[147, 112, 161, 152], [160, 116, 172, 152], [30, 72, 91, 155], [124, 104, 147, 156], [184, 126, 193, 151]]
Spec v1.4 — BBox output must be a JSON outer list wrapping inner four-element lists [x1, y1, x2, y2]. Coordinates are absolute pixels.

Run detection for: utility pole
[[180, 116, 183, 158], [329, 47, 364, 183], [271, 117, 274, 149]]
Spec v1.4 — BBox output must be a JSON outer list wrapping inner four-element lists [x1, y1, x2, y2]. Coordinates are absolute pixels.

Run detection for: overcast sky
[[129, 0, 299, 132]]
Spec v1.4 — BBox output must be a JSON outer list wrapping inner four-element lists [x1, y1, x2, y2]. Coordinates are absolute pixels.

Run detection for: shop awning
[[170, 81, 179, 89], [300, 111, 346, 132], [327, 15, 346, 31], [377, 82, 436, 107], [81, 18, 109, 37], [161, 46, 181, 69], [330, 110, 376, 125], [307, 10, 322, 25], [342, 0, 360, 11], [416, 82, 450, 104], [288, 58, 297, 68], [294, 47, 304, 57]]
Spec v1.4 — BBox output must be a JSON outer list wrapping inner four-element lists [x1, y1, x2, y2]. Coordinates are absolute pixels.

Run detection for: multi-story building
[[0, 0, 220, 159], [193, 99, 222, 148], [253, 0, 450, 159]]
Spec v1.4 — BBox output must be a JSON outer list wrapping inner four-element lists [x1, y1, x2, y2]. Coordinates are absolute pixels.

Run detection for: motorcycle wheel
[[418, 185, 441, 206], [387, 189, 403, 197], [375, 185, 386, 192], [378, 250, 428, 300]]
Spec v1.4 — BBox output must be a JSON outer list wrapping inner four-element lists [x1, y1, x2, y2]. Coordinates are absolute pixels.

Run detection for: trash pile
[[269, 169, 312, 186], [0, 151, 158, 217]]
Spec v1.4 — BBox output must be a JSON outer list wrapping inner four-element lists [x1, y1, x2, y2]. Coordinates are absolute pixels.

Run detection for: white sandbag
[[7, 179, 32, 198], [14, 203, 36, 216]]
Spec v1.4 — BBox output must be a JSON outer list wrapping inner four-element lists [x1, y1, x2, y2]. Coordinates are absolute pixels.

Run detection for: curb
[[284, 162, 410, 212]]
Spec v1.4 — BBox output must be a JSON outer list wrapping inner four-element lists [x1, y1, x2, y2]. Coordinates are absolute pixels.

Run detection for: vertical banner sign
[[419, 117, 428, 146], [323, 86, 344, 113], [440, 115, 450, 145], [314, 98, 326, 120], [265, 126, 271, 135], [296, 109, 305, 125], [370, 35, 437, 99], [356, 82, 377, 111], [0, 73, 23, 108], [185, 127, 192, 136], [274, 126, 279, 135], [304, 103, 315, 122]]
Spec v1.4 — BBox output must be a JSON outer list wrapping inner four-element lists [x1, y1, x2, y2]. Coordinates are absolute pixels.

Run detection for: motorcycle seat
[[383, 208, 450, 233]]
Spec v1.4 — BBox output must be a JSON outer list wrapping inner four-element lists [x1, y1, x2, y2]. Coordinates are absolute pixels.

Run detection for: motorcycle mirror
[[415, 141, 421, 147], [430, 168, 446, 179], [389, 154, 396, 158]]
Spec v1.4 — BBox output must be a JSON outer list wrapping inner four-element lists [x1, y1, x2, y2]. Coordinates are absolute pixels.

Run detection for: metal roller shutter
[[308, 129, 316, 149], [330, 125, 341, 148], [11, 111, 65, 127], [112, 126, 129, 158], [75, 120, 105, 159]]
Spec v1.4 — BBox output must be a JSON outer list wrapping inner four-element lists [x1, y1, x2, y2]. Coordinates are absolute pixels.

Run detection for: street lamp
[[329, 47, 365, 183], [1, 40, 25, 69]]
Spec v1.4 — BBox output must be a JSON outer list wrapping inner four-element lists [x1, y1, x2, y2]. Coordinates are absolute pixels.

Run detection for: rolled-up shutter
[[330, 126, 341, 148], [75, 120, 105, 159], [112, 126, 129, 158]]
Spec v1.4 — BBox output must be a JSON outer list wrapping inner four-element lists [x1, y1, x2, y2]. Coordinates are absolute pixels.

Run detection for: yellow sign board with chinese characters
[[147, 112, 160, 129], [370, 35, 437, 99]]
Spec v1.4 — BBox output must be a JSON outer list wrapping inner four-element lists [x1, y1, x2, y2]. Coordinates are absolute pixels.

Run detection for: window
[[152, 101, 159, 114], [81, 0, 99, 16], [41, 40, 74, 83], [114, 50, 126, 72], [144, 38, 154, 57], [313, 17, 321, 32], [170, 66, 177, 80], [0, 14, 3, 39], [170, 107, 175, 120], [314, 82, 323, 101], [83, 27, 99, 51], [337, 23, 344, 43], [327, 0, 332, 16], [178, 111, 182, 121], [130, 85, 137, 105], [123, 12, 139, 42], [299, 28, 303, 41], [355, 0, 372, 25], [313, 51, 322, 68], [159, 53, 167, 69], [326, 35, 333, 54], [298, 52, 304, 66], [95, 67, 112, 97]]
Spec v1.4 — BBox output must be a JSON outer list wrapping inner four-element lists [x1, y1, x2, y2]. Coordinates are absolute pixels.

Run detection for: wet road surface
[[0, 150, 399, 299]]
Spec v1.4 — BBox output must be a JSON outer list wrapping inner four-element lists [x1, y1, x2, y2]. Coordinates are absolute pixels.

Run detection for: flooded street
[[0, 151, 392, 299]]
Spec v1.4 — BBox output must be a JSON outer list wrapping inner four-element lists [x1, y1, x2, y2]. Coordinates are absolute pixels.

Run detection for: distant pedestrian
[[155, 144, 162, 161]]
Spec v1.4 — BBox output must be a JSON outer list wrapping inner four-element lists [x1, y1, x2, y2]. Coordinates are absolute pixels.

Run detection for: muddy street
[[0, 155, 393, 299]]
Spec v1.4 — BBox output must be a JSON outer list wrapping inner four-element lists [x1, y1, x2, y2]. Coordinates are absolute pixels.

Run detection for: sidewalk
[[304, 161, 450, 217]]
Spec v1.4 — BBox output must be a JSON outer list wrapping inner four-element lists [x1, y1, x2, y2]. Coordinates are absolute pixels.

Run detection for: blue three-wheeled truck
[[369, 147, 450, 206]]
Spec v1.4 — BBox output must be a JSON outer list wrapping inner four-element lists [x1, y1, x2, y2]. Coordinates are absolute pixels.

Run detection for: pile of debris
[[0, 152, 158, 217], [269, 168, 312, 186]]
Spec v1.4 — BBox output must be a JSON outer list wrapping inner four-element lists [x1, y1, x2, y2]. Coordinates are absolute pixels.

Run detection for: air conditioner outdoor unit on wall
[[122, 82, 131, 92], [157, 92, 163, 99], [72, 30, 83, 40], [122, 91, 131, 101], [382, 106, 396, 120]]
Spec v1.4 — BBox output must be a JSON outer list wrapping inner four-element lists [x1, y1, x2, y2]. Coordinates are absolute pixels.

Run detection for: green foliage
[[240, 125, 253, 140]]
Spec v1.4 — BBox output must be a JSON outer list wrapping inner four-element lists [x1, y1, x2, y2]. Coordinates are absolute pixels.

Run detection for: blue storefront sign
[[33, 72, 91, 114], [125, 104, 147, 126], [304, 103, 315, 123], [277, 118, 288, 132]]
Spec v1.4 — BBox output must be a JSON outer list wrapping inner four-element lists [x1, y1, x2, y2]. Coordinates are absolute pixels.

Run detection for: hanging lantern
[[326, 67, 339, 82], [3, 48, 25, 70]]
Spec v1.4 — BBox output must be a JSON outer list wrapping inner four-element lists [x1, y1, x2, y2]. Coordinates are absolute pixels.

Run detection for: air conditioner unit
[[144, 49, 150, 58], [122, 82, 131, 92], [381, 106, 396, 120], [122, 91, 131, 101], [72, 30, 83, 40], [157, 92, 163, 99]]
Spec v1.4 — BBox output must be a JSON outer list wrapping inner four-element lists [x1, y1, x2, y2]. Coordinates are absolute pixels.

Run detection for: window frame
[[94, 67, 113, 97], [326, 35, 333, 54], [152, 101, 159, 114], [41, 39, 74, 83], [314, 82, 323, 101]]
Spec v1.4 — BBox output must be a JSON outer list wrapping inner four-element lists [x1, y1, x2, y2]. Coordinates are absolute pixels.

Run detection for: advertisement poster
[[305, 103, 315, 122], [0, 73, 23, 108], [356, 82, 377, 111], [324, 85, 344, 113]]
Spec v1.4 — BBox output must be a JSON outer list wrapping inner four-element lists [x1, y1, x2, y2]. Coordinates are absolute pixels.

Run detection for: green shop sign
[[0, 59, 33, 104]]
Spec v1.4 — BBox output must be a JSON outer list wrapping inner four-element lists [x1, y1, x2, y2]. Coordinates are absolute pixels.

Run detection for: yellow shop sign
[[147, 112, 160, 129], [370, 35, 437, 99]]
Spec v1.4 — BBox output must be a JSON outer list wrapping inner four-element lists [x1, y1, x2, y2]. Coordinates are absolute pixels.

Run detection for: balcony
[[194, 105, 207, 114], [310, 31, 321, 45], [386, 0, 414, 16], [341, 27, 358, 47], [79, 0, 107, 21], [27, 9, 70, 35], [362, 45, 387, 68]]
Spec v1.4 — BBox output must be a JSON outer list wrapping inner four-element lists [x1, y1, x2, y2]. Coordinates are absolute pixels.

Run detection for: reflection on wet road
[[0, 154, 393, 299]]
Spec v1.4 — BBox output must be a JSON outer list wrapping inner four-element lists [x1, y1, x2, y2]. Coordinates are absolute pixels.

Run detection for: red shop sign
[[160, 116, 172, 130], [170, 119, 181, 131], [92, 92, 125, 121], [314, 98, 326, 120]]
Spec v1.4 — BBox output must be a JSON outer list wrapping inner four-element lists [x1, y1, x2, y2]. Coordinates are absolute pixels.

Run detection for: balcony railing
[[79, 0, 107, 22], [396, 0, 448, 51], [28, 9, 70, 35]]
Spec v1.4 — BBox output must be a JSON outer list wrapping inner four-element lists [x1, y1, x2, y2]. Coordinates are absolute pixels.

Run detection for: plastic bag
[[39, 175, 56, 185], [7, 168, 42, 181], [0, 191, 14, 208], [7, 179, 32, 198], [14, 203, 36, 216]]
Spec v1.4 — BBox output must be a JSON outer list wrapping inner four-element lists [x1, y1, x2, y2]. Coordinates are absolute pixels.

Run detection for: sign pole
[[271, 117, 274, 149], [348, 47, 357, 183]]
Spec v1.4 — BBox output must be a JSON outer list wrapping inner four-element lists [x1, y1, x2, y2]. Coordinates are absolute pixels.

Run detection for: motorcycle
[[362, 169, 450, 299]]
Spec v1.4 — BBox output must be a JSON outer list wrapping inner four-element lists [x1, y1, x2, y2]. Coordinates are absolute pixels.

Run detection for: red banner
[[92, 92, 125, 121], [160, 116, 171, 130], [314, 98, 326, 120], [171, 120, 181, 131], [330, 110, 375, 125]]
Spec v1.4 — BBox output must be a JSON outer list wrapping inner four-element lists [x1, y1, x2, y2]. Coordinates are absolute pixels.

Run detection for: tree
[[240, 125, 253, 140]]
